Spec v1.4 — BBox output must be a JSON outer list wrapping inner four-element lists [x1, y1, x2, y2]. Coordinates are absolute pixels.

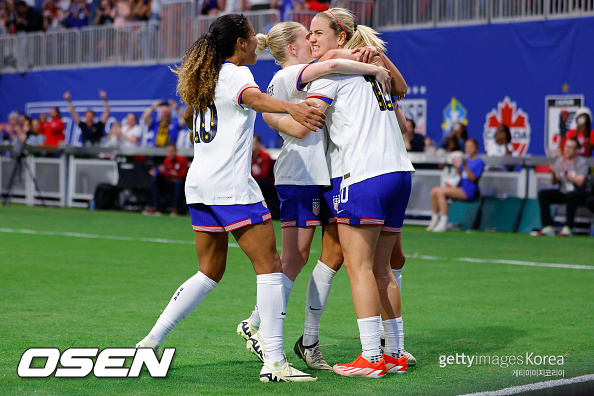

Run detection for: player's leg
[[432, 186, 467, 232], [136, 230, 227, 351], [232, 219, 316, 382]]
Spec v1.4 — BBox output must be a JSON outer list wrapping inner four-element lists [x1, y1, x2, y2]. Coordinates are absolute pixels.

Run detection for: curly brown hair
[[172, 14, 252, 112]]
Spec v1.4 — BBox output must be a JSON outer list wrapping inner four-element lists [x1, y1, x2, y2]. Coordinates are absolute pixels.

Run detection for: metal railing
[[374, 0, 594, 30], [1, 0, 592, 73]]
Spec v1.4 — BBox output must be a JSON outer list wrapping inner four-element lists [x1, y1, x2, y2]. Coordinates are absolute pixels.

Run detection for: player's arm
[[263, 98, 330, 139], [240, 88, 325, 132], [299, 59, 391, 94], [351, 47, 408, 98], [395, 102, 407, 133]]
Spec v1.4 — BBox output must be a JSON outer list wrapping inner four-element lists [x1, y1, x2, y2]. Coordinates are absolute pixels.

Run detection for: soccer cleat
[[404, 350, 417, 367], [135, 337, 163, 358], [559, 225, 572, 237], [432, 217, 448, 232], [539, 225, 555, 236], [332, 354, 386, 378], [293, 336, 331, 370], [384, 354, 408, 374], [246, 332, 265, 362], [426, 217, 439, 231], [237, 318, 257, 341], [260, 356, 317, 382]]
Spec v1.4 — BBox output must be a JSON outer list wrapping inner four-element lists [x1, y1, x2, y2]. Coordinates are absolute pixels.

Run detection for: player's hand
[[98, 89, 108, 100], [352, 46, 380, 64], [167, 99, 178, 109], [288, 101, 325, 132], [63, 91, 71, 101], [374, 66, 391, 95]]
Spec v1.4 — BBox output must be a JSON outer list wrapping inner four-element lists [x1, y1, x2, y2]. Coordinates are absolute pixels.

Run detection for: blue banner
[[1, 17, 592, 155]]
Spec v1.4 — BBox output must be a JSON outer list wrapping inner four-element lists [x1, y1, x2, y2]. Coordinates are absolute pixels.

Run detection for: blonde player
[[135, 14, 326, 382], [236, 21, 391, 370], [266, 8, 414, 378]]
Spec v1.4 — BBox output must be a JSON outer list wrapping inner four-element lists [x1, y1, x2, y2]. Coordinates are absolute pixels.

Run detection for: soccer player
[[135, 13, 326, 383], [265, 8, 415, 378], [235, 21, 391, 371]]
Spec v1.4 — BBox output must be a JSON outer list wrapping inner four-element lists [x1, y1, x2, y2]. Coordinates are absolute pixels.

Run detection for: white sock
[[249, 305, 260, 329], [283, 274, 294, 306], [147, 271, 217, 346], [303, 260, 337, 346], [392, 268, 402, 292], [357, 316, 382, 363], [382, 317, 404, 358], [431, 213, 439, 222], [257, 273, 286, 362], [249, 274, 292, 332], [439, 215, 448, 224]]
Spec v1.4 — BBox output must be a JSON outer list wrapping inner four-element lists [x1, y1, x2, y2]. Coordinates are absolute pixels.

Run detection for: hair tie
[[327, 10, 346, 35]]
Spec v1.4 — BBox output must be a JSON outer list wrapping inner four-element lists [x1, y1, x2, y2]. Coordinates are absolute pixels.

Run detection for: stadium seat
[[478, 196, 523, 233], [448, 200, 481, 230]]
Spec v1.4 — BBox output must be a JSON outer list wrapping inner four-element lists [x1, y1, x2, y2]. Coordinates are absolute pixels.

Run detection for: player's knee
[[375, 274, 396, 290]]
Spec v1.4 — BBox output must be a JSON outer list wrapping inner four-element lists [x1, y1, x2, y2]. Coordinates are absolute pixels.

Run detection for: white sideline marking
[[1, 228, 592, 270], [408, 253, 594, 270], [0, 228, 240, 247], [460, 373, 594, 395]]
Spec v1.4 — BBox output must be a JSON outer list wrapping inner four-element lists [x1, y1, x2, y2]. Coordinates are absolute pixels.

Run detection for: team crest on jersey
[[483, 96, 531, 156], [441, 97, 468, 137], [333, 195, 340, 212], [312, 199, 320, 216]]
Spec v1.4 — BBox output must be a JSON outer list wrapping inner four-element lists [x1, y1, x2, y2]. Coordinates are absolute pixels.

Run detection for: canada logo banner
[[483, 96, 531, 156]]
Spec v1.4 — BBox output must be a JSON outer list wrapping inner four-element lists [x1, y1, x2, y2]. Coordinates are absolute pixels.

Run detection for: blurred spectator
[[200, 0, 225, 14], [93, 0, 114, 25], [427, 139, 485, 232], [271, 0, 305, 20], [224, 0, 248, 13], [2, 0, 18, 34], [141, 99, 184, 147], [251, 134, 273, 181], [1, 4, 11, 34], [41, 0, 61, 29], [561, 107, 593, 157], [63, 0, 90, 28], [402, 118, 425, 152], [64, 89, 110, 146], [439, 121, 468, 153], [102, 113, 142, 147], [485, 124, 514, 171], [142, 142, 189, 216], [538, 138, 589, 237], [247, 0, 270, 11], [15, 0, 43, 32], [30, 117, 46, 145], [306, 0, 329, 12], [148, 0, 161, 21], [130, 0, 148, 21], [424, 136, 437, 154], [41, 107, 65, 147], [102, 120, 122, 147], [112, 0, 130, 26], [1, 111, 20, 143]]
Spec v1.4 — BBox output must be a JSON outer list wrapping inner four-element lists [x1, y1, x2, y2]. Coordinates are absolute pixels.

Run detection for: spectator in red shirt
[[42, 107, 65, 147], [561, 107, 593, 157], [251, 134, 273, 181], [143, 142, 189, 216]]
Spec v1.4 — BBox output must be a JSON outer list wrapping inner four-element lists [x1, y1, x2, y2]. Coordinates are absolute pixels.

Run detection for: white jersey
[[307, 74, 415, 188], [185, 62, 264, 205], [267, 64, 330, 186]]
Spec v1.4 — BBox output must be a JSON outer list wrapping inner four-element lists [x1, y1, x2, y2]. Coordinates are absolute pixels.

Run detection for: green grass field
[[1, 205, 593, 395]]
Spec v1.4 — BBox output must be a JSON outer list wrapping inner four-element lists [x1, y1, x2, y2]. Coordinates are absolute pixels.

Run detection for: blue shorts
[[459, 179, 479, 201], [336, 172, 412, 232], [188, 201, 271, 232], [276, 185, 323, 228], [321, 177, 342, 225]]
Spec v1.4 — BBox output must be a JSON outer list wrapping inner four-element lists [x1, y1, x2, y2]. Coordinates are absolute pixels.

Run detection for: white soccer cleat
[[539, 225, 555, 236], [237, 318, 257, 341], [293, 336, 331, 370], [403, 350, 417, 367], [432, 217, 448, 232], [135, 337, 163, 358], [246, 332, 265, 362], [559, 225, 573, 237], [426, 217, 439, 231], [260, 357, 317, 382]]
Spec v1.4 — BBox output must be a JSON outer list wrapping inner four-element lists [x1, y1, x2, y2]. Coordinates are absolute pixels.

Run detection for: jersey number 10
[[193, 102, 218, 144]]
